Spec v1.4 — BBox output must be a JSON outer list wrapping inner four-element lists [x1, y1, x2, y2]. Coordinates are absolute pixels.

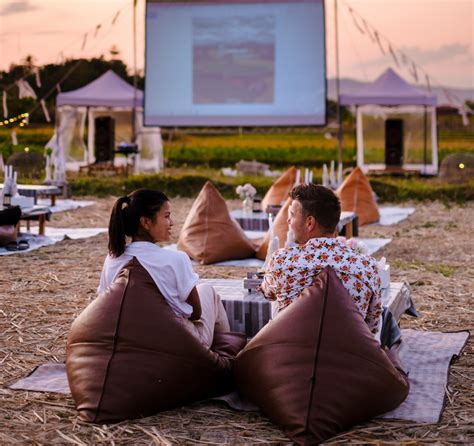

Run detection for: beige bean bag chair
[[261, 166, 298, 211], [234, 267, 409, 444], [177, 181, 256, 264], [336, 166, 380, 226], [255, 197, 291, 260], [67, 259, 246, 423]]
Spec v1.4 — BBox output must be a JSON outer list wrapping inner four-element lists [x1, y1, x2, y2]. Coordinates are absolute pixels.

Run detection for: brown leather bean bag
[[261, 166, 298, 211], [177, 181, 256, 264], [234, 267, 409, 444], [255, 197, 292, 260], [336, 166, 380, 226], [66, 259, 246, 423]]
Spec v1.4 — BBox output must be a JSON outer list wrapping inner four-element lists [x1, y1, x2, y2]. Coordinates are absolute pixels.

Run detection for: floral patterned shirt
[[260, 237, 382, 335]]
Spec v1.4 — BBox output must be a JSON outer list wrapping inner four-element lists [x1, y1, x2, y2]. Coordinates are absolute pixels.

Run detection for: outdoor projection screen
[[144, 0, 327, 126]]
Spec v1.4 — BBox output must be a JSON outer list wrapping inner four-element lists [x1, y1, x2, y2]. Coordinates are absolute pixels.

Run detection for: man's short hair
[[291, 184, 341, 234]]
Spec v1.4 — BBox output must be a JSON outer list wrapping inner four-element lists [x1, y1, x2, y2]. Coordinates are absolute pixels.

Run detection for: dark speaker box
[[94, 117, 115, 163], [385, 119, 403, 166]]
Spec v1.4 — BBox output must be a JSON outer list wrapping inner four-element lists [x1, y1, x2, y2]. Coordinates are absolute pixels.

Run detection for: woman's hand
[[186, 287, 202, 321]]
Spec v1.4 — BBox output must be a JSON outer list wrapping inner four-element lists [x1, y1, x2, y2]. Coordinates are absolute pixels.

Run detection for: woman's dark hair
[[291, 184, 341, 234], [108, 189, 169, 257]]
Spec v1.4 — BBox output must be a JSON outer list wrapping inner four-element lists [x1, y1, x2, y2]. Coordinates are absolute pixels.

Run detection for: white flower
[[336, 236, 368, 255], [236, 183, 257, 199]]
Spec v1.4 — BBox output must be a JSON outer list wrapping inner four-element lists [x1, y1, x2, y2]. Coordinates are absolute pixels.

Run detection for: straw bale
[[0, 196, 472, 444]]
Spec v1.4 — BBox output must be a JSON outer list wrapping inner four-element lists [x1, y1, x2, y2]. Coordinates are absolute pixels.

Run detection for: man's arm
[[366, 269, 383, 335], [259, 273, 278, 301], [257, 255, 279, 301]]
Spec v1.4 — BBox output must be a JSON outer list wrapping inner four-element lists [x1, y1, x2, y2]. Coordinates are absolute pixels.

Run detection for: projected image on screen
[[145, 0, 327, 126], [192, 15, 275, 104]]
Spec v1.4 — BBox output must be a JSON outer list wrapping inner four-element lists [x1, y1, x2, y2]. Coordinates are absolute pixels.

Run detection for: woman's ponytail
[[108, 196, 130, 257]]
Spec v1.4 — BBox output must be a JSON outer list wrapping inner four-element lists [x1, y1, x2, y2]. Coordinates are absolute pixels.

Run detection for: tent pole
[[423, 105, 427, 175], [131, 0, 138, 143], [334, 0, 343, 165], [431, 107, 438, 175]]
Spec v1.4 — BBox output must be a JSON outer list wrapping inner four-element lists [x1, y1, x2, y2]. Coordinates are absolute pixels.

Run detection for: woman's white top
[[98, 241, 199, 318]]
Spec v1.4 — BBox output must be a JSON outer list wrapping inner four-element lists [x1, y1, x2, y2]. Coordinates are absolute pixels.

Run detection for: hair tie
[[120, 195, 131, 212]]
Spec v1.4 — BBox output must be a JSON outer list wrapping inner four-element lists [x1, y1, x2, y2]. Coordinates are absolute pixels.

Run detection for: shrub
[[6, 151, 45, 179], [68, 172, 473, 203]]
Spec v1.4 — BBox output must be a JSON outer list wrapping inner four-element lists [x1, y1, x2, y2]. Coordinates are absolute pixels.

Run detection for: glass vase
[[242, 196, 253, 215]]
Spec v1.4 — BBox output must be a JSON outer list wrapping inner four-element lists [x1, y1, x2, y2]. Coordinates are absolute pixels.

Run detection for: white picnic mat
[[164, 237, 392, 267], [353, 237, 392, 255], [214, 329, 470, 422], [8, 329, 469, 424], [37, 198, 96, 214], [377, 206, 416, 226], [380, 329, 469, 423], [0, 227, 107, 256]]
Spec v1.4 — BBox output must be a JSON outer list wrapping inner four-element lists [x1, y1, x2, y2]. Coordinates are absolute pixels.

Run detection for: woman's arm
[[186, 287, 202, 321]]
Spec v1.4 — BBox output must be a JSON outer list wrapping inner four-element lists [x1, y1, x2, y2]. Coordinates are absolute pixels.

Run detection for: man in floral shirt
[[260, 184, 382, 337]]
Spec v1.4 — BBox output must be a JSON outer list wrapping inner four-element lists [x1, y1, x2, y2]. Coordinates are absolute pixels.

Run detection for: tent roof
[[340, 68, 437, 106], [56, 70, 143, 108]]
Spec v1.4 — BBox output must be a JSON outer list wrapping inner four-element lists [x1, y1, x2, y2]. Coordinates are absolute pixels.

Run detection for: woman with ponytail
[[98, 189, 230, 348]]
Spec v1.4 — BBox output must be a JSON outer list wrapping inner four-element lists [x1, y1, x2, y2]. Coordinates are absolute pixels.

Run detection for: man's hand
[[258, 279, 277, 301]]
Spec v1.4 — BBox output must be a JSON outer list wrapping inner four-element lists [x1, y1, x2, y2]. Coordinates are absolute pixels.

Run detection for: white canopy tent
[[47, 70, 163, 181], [340, 68, 438, 175]]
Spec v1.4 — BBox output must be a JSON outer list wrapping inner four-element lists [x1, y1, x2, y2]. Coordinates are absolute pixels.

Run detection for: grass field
[[1, 124, 472, 168], [1, 124, 472, 203]]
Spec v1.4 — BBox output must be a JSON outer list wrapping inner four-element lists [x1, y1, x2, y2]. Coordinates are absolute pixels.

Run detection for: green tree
[[0, 57, 144, 124]]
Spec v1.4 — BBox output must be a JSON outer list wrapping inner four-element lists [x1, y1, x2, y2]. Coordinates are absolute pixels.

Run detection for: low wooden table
[[0, 184, 62, 206], [231, 209, 358, 237], [18, 206, 51, 236], [200, 278, 414, 338]]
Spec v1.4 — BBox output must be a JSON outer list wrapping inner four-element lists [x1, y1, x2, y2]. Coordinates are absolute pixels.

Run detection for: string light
[[0, 112, 29, 127]]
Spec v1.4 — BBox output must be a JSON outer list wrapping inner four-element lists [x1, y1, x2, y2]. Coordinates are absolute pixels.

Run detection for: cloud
[[351, 43, 472, 71], [0, 0, 38, 16], [32, 30, 75, 36], [400, 44, 472, 64]]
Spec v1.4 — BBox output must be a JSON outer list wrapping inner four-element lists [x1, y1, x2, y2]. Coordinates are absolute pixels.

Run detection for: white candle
[[304, 168, 309, 184], [268, 214, 274, 233], [337, 162, 343, 187], [322, 164, 329, 187], [329, 160, 336, 188], [295, 169, 301, 186]]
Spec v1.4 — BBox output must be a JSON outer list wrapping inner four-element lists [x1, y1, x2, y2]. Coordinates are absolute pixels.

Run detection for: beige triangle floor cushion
[[261, 166, 298, 211], [255, 197, 291, 260], [336, 166, 380, 226], [66, 259, 247, 423], [234, 267, 409, 444], [177, 181, 256, 264]]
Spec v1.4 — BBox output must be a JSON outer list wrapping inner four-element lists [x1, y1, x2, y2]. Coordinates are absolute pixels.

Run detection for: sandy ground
[[0, 197, 473, 444]]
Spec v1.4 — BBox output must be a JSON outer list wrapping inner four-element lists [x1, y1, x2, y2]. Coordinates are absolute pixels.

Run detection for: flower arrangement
[[336, 236, 369, 255], [236, 183, 257, 199], [236, 183, 257, 214]]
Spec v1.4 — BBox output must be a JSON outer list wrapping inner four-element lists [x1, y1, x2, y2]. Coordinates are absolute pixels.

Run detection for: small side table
[[18, 206, 51, 236]]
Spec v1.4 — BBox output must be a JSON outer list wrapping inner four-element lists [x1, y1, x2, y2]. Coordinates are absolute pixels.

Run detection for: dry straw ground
[[1, 198, 473, 444]]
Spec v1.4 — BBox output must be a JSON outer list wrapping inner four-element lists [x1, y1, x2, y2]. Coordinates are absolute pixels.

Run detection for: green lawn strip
[[66, 171, 473, 203]]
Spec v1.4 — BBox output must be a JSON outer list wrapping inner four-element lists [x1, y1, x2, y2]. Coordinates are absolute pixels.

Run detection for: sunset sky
[[0, 0, 472, 90]]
